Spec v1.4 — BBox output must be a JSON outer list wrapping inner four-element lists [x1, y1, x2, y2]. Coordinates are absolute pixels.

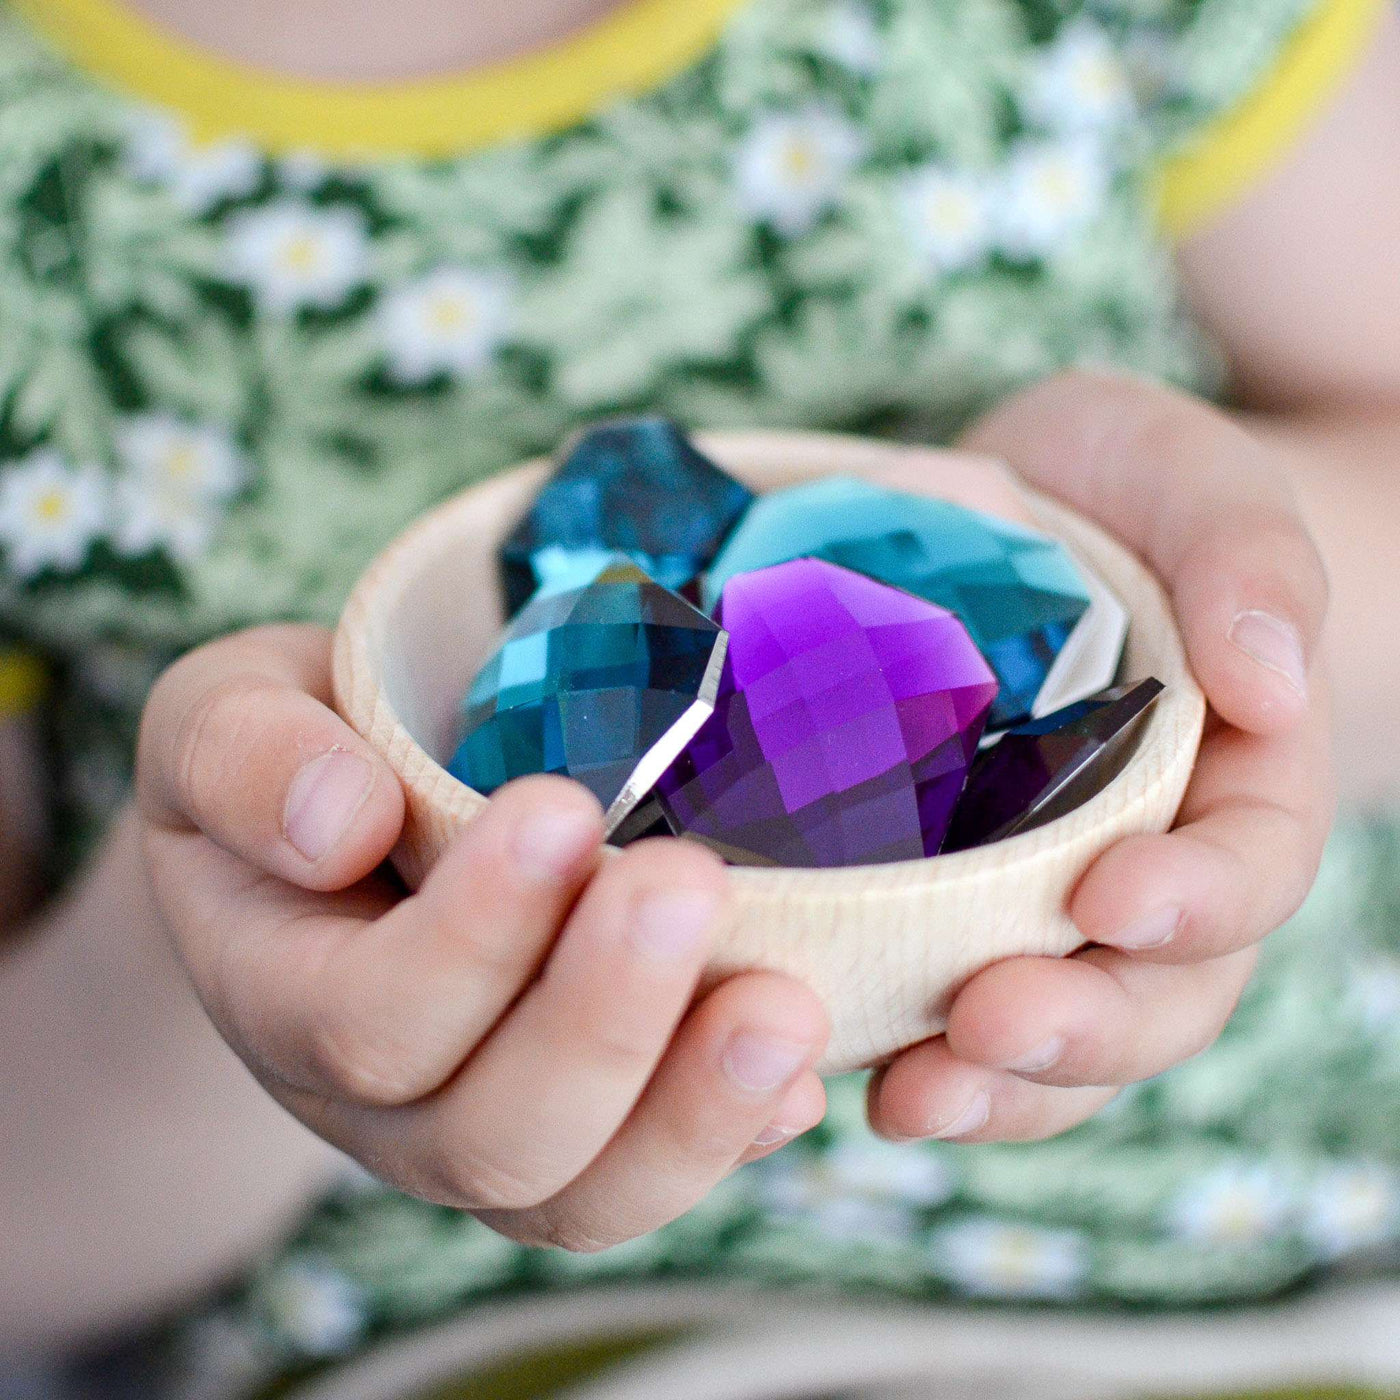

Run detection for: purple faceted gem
[[654, 558, 1000, 867]]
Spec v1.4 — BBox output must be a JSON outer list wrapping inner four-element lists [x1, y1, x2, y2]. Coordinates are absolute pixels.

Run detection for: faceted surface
[[704, 476, 1092, 730], [656, 558, 999, 867], [500, 417, 755, 616], [942, 679, 1164, 852], [449, 561, 727, 835]]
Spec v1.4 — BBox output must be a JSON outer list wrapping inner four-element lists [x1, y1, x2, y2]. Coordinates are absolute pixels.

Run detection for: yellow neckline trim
[[11, 0, 747, 157], [1157, 0, 1386, 239]]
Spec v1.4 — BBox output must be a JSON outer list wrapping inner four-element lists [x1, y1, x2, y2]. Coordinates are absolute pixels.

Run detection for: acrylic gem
[[942, 679, 1164, 851], [500, 417, 755, 616], [449, 560, 728, 838], [704, 476, 1094, 730], [655, 558, 999, 867]]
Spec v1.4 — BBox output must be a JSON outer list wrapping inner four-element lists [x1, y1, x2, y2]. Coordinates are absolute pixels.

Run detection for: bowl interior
[[362, 435, 1173, 849], [374, 463, 549, 771]]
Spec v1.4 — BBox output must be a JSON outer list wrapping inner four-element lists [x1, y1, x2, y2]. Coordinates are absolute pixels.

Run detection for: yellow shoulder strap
[[1158, 0, 1387, 238], [0, 649, 46, 721]]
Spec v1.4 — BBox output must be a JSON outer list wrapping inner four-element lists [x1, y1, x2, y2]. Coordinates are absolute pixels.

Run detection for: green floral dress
[[0, 0, 1396, 1387]]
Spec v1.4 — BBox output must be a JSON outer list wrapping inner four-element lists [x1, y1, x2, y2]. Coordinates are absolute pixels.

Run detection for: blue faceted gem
[[449, 560, 728, 838], [500, 417, 755, 616], [703, 477, 1093, 731]]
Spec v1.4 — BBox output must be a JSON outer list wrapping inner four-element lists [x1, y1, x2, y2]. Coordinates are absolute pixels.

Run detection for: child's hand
[[869, 371, 1335, 1144], [134, 624, 829, 1251]]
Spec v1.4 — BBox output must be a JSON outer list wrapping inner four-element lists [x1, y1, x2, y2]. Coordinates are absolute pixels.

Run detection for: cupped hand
[[135, 624, 828, 1251], [869, 371, 1335, 1143]]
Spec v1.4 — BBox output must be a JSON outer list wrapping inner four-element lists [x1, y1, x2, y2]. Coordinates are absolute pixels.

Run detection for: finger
[[334, 839, 733, 1212], [1073, 702, 1334, 962], [480, 973, 829, 1250], [959, 371, 1329, 735], [137, 623, 405, 891], [943, 946, 1258, 1089], [163, 775, 605, 1106], [868, 1037, 1118, 1144], [737, 1071, 828, 1165]]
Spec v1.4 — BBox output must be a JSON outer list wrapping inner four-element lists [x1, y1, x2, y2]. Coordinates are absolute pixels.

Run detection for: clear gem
[[942, 680, 1164, 851], [449, 560, 728, 837], [656, 558, 999, 867], [703, 476, 1093, 730], [500, 417, 755, 616]]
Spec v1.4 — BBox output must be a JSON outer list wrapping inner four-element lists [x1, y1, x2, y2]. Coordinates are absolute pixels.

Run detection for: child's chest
[[0, 0, 1214, 657]]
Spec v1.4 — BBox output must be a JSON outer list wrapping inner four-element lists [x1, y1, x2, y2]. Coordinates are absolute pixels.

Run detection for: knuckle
[[173, 673, 279, 822], [434, 1147, 555, 1213], [533, 1211, 621, 1255], [305, 1009, 428, 1105]]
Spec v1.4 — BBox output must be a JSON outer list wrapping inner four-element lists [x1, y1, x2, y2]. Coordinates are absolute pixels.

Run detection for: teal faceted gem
[[703, 477, 1093, 731], [500, 417, 755, 616], [449, 560, 728, 838]]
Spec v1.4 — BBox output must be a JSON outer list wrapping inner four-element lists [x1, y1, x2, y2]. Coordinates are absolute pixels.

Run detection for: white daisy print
[[825, 1138, 956, 1207], [898, 165, 994, 274], [225, 201, 370, 315], [0, 451, 107, 578], [125, 110, 261, 216], [278, 149, 332, 193], [1166, 1162, 1293, 1246], [1346, 958, 1400, 1035], [929, 1218, 1089, 1299], [735, 105, 865, 236], [1306, 1163, 1399, 1258], [379, 267, 513, 384], [262, 1259, 367, 1357], [996, 137, 1109, 259], [812, 1194, 919, 1243], [114, 415, 247, 563], [1025, 21, 1135, 134], [819, 2, 884, 75]]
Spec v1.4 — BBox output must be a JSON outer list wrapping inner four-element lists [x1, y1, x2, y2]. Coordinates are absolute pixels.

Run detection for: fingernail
[[723, 1032, 809, 1093], [752, 1121, 800, 1148], [1107, 906, 1183, 950], [931, 1089, 991, 1140], [512, 808, 599, 885], [1229, 609, 1307, 698], [631, 890, 720, 962], [1003, 1036, 1065, 1075], [284, 749, 374, 862]]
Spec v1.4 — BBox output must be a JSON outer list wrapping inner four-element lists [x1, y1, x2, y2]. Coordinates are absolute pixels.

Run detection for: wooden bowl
[[334, 431, 1205, 1073]]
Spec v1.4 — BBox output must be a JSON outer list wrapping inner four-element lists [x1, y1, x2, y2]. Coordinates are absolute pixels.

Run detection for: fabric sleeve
[[1149, 0, 1387, 237]]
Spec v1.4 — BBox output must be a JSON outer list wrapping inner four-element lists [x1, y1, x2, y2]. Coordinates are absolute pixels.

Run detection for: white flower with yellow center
[[1167, 1162, 1293, 1246], [225, 201, 370, 315], [379, 267, 513, 384], [735, 105, 865, 236], [996, 137, 1109, 259], [929, 1218, 1088, 1299], [1306, 1163, 1399, 1258], [125, 110, 261, 215], [1026, 21, 1135, 133], [826, 1138, 956, 1207], [898, 165, 994, 274], [114, 415, 247, 563], [0, 451, 107, 578], [819, 2, 884, 75], [262, 1260, 367, 1357]]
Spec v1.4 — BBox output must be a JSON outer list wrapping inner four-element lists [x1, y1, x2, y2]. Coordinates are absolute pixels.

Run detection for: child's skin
[[4, 0, 1400, 1352]]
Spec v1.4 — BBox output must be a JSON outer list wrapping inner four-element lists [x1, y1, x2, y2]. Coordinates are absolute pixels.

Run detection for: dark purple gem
[[942, 679, 1164, 852], [655, 558, 999, 867]]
